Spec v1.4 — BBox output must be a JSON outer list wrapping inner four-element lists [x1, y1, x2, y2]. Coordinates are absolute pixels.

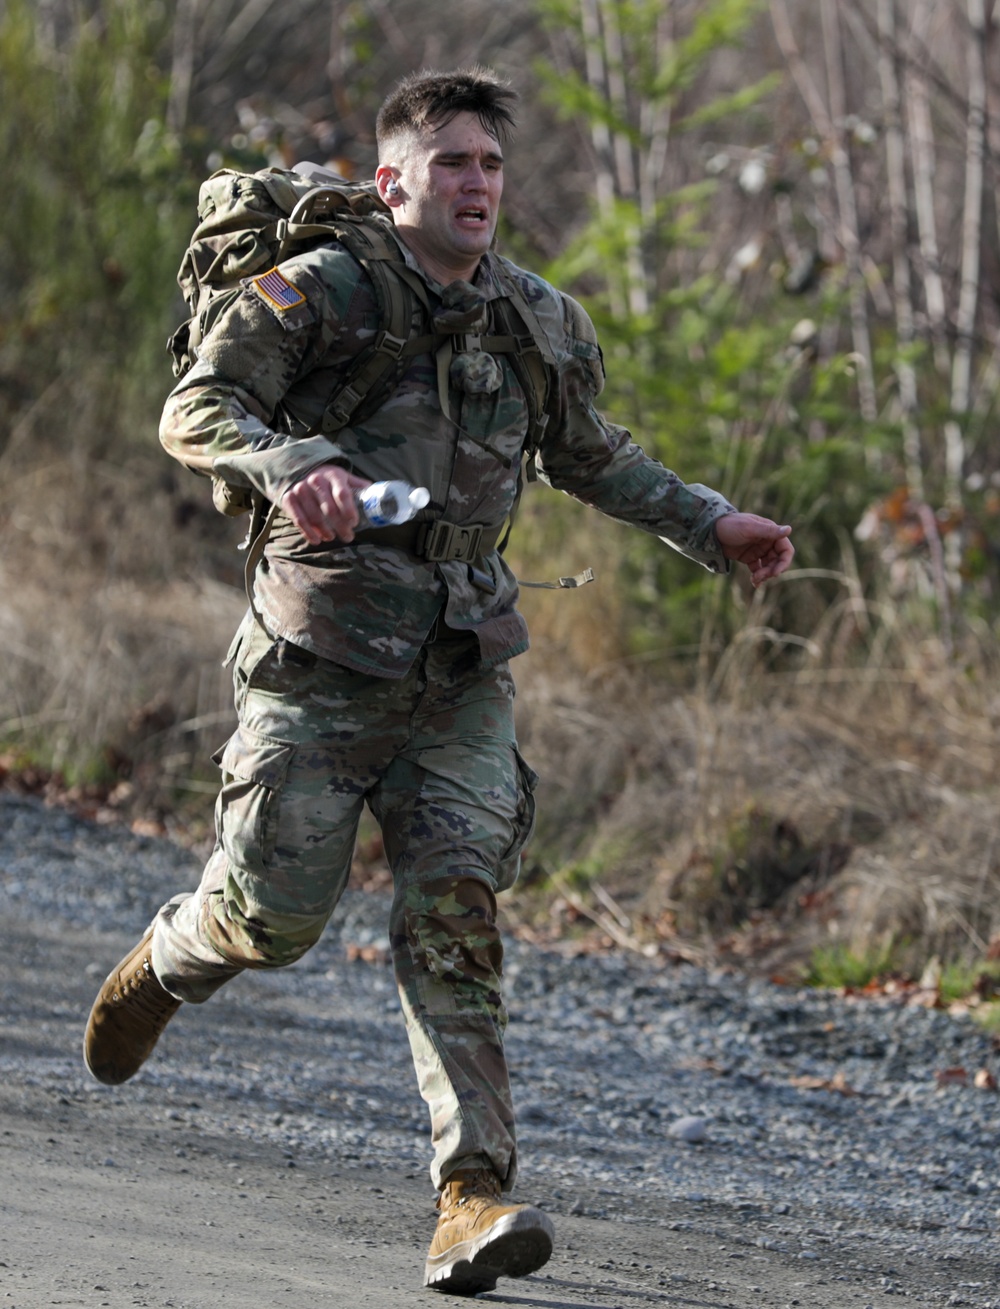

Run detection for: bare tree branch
[[952, 0, 987, 419], [200, 0, 275, 84], [877, 0, 923, 497], [580, 0, 616, 216], [166, 0, 200, 137], [820, 0, 877, 423], [943, 0, 988, 530], [906, 0, 952, 377], [769, 0, 834, 137], [639, 5, 673, 242], [597, 0, 648, 316], [772, 0, 876, 422], [598, 0, 636, 199]]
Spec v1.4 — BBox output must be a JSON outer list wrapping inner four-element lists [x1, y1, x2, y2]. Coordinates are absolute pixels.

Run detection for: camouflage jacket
[[160, 218, 735, 677]]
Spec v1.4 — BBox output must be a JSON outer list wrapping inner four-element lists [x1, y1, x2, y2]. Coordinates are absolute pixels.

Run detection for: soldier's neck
[[394, 230, 482, 288]]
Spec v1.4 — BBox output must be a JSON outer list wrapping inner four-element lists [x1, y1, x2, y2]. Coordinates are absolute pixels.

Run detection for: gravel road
[[1, 789, 998, 1308]]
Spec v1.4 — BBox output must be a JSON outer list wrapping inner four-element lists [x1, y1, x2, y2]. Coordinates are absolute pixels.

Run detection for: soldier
[[83, 67, 794, 1294]]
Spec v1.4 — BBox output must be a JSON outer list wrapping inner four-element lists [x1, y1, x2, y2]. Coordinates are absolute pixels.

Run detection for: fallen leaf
[[934, 1066, 968, 1086], [908, 987, 944, 1009], [789, 1072, 857, 1097]]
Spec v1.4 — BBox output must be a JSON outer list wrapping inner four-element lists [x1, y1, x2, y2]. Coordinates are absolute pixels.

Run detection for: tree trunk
[[579, 0, 625, 318], [166, 0, 199, 137], [877, 0, 922, 497], [905, 0, 952, 379], [820, 0, 877, 425], [597, 0, 649, 316], [771, 0, 877, 424], [942, 0, 987, 568]]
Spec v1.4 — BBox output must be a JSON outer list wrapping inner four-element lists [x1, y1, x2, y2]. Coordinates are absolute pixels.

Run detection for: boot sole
[[424, 1207, 554, 1295]]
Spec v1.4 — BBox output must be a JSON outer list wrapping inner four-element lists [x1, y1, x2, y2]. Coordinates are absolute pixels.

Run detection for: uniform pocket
[[212, 725, 295, 878], [495, 748, 539, 893]]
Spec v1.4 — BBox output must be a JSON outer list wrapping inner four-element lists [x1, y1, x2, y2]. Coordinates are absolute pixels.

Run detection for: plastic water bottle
[[355, 480, 430, 529]]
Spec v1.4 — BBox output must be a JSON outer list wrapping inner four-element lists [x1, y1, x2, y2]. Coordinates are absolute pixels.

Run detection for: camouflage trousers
[[150, 611, 537, 1192]]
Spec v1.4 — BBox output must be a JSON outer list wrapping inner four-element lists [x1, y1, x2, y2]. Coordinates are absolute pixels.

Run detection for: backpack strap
[[480, 282, 555, 554], [486, 277, 593, 588], [240, 217, 423, 626], [313, 219, 421, 433]]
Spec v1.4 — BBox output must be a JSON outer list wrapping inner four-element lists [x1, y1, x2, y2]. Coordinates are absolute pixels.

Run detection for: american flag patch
[[252, 267, 306, 311]]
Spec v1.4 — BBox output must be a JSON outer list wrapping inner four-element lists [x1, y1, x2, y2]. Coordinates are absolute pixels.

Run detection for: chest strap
[[351, 518, 503, 564]]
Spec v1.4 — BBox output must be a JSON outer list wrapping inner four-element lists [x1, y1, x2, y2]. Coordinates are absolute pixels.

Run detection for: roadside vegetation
[[3, 0, 1000, 994]]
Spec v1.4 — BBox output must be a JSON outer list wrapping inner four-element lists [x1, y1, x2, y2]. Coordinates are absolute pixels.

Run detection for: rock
[[667, 1115, 707, 1143]]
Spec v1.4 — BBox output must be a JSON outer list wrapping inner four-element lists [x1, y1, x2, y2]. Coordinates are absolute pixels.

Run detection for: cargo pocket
[[495, 748, 539, 893], [212, 725, 295, 878]]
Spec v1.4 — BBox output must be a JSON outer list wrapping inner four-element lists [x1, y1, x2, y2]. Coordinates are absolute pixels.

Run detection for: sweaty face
[[388, 112, 504, 285]]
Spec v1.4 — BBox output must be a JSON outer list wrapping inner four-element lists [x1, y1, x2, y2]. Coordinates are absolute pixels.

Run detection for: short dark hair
[[376, 67, 518, 159]]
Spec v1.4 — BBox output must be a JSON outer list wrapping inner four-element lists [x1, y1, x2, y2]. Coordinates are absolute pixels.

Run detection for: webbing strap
[[485, 292, 552, 555], [498, 279, 557, 366], [520, 568, 596, 590], [318, 224, 416, 435], [324, 328, 410, 428]]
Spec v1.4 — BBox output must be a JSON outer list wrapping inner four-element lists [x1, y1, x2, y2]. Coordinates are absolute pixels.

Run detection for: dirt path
[[2, 908, 997, 1309]]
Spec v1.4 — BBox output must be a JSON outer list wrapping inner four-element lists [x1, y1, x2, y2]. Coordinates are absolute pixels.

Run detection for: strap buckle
[[374, 330, 407, 359], [326, 383, 362, 425], [417, 520, 484, 563], [451, 333, 482, 353]]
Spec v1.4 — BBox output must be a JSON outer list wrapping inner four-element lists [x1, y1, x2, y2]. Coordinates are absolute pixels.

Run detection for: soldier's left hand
[[715, 513, 794, 587]]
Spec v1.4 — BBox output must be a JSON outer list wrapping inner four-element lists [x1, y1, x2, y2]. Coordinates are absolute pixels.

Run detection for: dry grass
[[513, 592, 1000, 979], [0, 420, 246, 835]]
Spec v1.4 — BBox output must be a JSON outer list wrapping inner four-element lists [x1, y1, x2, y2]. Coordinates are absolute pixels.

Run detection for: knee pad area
[[201, 889, 323, 971], [393, 876, 505, 1016]]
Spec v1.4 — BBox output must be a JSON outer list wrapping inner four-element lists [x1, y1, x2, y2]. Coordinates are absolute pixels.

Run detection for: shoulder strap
[[311, 219, 420, 433], [482, 279, 556, 553]]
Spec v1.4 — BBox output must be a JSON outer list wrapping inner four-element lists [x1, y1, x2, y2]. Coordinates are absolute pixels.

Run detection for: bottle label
[[359, 485, 399, 528]]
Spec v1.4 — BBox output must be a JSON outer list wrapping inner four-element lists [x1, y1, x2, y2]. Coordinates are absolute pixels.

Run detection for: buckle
[[374, 330, 407, 359], [417, 520, 484, 563], [452, 333, 482, 353], [327, 383, 362, 424]]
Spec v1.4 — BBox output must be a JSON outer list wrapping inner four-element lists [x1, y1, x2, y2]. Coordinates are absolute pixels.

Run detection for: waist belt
[[352, 518, 502, 564]]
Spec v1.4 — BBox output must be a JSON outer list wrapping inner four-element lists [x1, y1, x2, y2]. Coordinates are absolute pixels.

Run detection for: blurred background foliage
[[3, 0, 1000, 979]]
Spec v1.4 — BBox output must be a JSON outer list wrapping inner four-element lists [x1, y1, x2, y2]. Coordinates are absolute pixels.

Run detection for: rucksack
[[167, 163, 554, 520]]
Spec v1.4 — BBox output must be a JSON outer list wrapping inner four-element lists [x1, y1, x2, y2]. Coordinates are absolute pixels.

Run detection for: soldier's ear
[[376, 166, 403, 205]]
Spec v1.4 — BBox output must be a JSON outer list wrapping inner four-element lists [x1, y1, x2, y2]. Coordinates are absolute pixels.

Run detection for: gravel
[[3, 790, 999, 1304]]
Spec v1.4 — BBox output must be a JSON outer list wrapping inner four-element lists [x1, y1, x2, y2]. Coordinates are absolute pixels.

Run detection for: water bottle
[[355, 480, 430, 529]]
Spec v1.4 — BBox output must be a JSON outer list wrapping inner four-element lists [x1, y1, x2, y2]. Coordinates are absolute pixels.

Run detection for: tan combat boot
[[83, 928, 181, 1085], [423, 1167, 554, 1295]]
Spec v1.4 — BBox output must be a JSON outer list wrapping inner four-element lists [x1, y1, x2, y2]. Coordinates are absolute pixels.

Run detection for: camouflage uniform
[[155, 214, 734, 1189]]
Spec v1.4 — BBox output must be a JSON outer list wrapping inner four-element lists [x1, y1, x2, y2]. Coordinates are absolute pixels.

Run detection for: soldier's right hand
[[282, 464, 372, 545]]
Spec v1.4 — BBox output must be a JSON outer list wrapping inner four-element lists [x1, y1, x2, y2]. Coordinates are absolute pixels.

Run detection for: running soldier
[[84, 67, 794, 1295]]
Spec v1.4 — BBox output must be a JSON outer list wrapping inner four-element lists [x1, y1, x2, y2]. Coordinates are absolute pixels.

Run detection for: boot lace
[[114, 959, 177, 1024]]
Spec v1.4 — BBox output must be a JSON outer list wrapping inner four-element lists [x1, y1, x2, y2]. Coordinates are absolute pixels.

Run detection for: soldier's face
[[390, 112, 504, 283]]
